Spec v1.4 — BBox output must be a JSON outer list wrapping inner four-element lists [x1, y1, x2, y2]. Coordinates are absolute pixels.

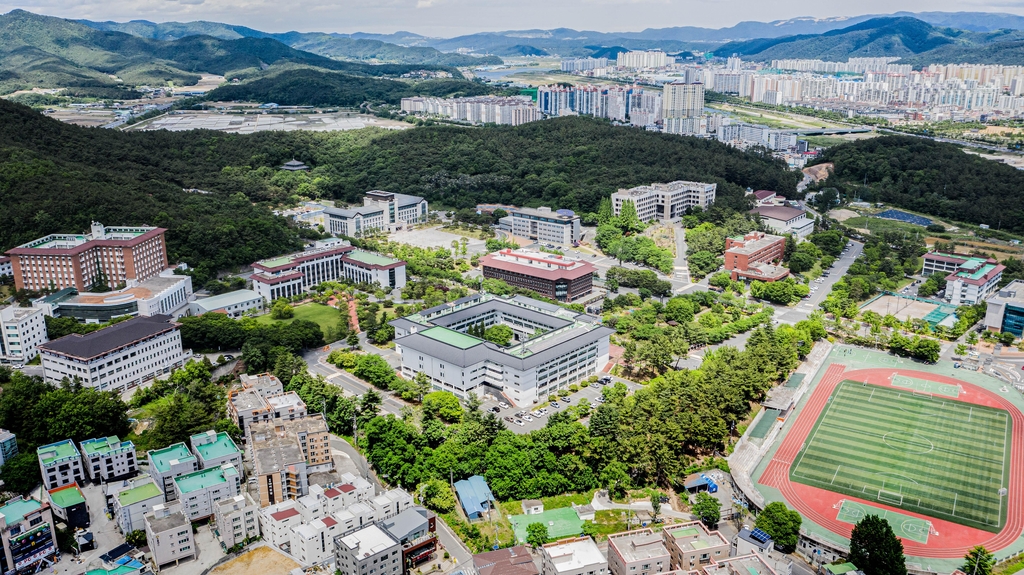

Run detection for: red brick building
[[480, 249, 595, 302], [724, 231, 789, 282], [5, 222, 168, 292]]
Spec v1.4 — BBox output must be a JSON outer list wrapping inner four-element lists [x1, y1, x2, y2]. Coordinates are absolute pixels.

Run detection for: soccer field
[[790, 381, 1012, 532]]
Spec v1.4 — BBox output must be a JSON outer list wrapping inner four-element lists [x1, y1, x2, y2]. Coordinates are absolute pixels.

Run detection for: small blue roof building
[[454, 475, 494, 520]]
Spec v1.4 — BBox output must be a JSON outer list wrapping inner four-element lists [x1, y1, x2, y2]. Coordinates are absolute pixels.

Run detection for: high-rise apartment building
[[662, 81, 706, 135], [617, 50, 670, 69], [5, 222, 168, 292]]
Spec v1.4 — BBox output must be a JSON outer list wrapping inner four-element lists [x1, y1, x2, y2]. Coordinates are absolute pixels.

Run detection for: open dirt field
[[828, 209, 859, 222], [860, 295, 937, 319], [208, 546, 298, 575], [173, 75, 225, 93], [389, 226, 487, 254], [137, 112, 409, 133], [980, 126, 1024, 136]]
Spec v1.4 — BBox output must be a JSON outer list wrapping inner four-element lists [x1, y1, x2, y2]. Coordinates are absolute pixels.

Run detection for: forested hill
[[0, 98, 306, 282], [814, 136, 1024, 233]]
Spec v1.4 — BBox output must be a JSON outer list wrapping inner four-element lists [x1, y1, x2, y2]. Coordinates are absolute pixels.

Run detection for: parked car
[[489, 406, 501, 413], [514, 419, 525, 427], [498, 401, 510, 409], [522, 415, 533, 422], [550, 402, 560, 408]]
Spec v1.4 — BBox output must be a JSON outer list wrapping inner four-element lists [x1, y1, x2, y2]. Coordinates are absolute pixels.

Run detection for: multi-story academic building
[[325, 191, 428, 237], [723, 232, 789, 282], [480, 249, 596, 303], [250, 241, 407, 301], [391, 295, 612, 406], [611, 181, 717, 223], [5, 222, 168, 292], [510, 207, 582, 246], [0, 306, 48, 365]]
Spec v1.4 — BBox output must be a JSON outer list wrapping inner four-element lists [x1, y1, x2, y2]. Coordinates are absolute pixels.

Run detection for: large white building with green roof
[[80, 436, 137, 483], [147, 443, 198, 502], [173, 463, 242, 521], [36, 439, 84, 490], [190, 430, 242, 473], [390, 295, 613, 406]]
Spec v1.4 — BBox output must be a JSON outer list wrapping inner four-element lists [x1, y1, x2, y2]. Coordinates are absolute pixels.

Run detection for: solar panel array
[[749, 528, 771, 543]]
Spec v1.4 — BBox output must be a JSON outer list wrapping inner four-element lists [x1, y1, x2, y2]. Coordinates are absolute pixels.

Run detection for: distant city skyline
[[1, 0, 1022, 37]]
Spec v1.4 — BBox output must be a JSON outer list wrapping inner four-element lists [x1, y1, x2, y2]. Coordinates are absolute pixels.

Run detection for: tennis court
[[860, 295, 939, 321], [510, 507, 583, 543], [790, 381, 1011, 532], [836, 500, 933, 544]]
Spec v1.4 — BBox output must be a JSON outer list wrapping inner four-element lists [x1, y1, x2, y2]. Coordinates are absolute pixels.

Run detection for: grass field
[[836, 500, 932, 544], [509, 507, 583, 543], [790, 381, 1011, 532], [255, 303, 340, 336]]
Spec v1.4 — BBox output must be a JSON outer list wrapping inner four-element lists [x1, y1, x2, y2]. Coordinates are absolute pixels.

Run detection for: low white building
[[31, 269, 194, 324], [541, 537, 608, 575], [144, 503, 195, 571], [38, 314, 190, 392], [260, 501, 302, 548], [113, 477, 164, 534], [608, 529, 671, 575], [321, 473, 375, 513], [190, 430, 243, 472], [291, 516, 345, 566], [173, 463, 242, 521], [37, 439, 85, 490], [334, 524, 402, 575], [984, 280, 1024, 336], [266, 391, 308, 421], [215, 493, 260, 549], [250, 242, 407, 301], [510, 207, 581, 246], [611, 181, 717, 223], [945, 259, 1006, 306], [325, 191, 428, 236], [80, 436, 137, 483], [749, 206, 814, 239], [0, 306, 48, 365], [148, 443, 198, 501], [189, 290, 264, 318]]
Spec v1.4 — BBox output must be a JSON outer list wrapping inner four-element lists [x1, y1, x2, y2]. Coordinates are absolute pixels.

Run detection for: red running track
[[759, 364, 1024, 558]]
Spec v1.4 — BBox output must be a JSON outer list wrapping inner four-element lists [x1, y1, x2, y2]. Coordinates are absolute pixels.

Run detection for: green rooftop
[[826, 564, 859, 575], [81, 436, 133, 456], [37, 440, 80, 466], [671, 527, 700, 538], [0, 498, 43, 525], [149, 443, 195, 473], [49, 485, 86, 508], [190, 432, 240, 462], [118, 481, 163, 506], [691, 540, 709, 549], [420, 326, 482, 350], [174, 465, 238, 494], [86, 566, 141, 575], [259, 256, 294, 268], [345, 250, 399, 267], [956, 263, 997, 281]]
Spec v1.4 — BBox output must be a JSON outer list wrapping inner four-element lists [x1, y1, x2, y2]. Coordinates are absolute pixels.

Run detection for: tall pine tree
[[849, 515, 906, 575]]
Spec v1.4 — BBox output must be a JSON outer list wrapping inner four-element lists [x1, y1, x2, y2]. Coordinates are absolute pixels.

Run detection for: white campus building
[[325, 191, 428, 237], [38, 314, 189, 392], [749, 206, 815, 239], [0, 306, 48, 365], [250, 240, 406, 301], [189, 289, 263, 318], [31, 269, 194, 324], [391, 295, 613, 406], [611, 181, 717, 223], [510, 207, 582, 246]]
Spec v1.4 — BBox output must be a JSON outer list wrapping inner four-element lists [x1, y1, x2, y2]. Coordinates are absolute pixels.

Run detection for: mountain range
[[715, 17, 1024, 65]]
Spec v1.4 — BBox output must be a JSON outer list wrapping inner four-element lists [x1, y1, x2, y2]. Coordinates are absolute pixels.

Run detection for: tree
[[962, 546, 995, 575], [754, 501, 802, 553], [788, 252, 816, 273], [411, 371, 432, 403], [0, 452, 41, 493], [357, 389, 383, 428], [420, 478, 457, 513], [483, 324, 514, 346], [601, 461, 631, 499], [651, 492, 662, 521], [347, 332, 360, 347], [422, 391, 463, 423], [618, 199, 645, 234], [270, 299, 294, 319], [526, 522, 550, 548], [353, 355, 397, 389], [125, 530, 147, 547], [692, 492, 721, 529], [848, 515, 906, 575]]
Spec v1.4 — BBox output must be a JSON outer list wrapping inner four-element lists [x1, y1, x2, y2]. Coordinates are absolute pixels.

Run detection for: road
[[774, 240, 864, 327], [303, 332, 410, 415]]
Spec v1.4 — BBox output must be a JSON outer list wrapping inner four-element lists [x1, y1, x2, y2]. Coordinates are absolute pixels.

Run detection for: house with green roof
[[0, 497, 58, 572], [190, 430, 242, 472], [112, 477, 164, 533], [147, 443, 197, 502], [46, 483, 89, 529], [81, 436, 137, 483], [173, 464, 241, 521], [37, 439, 84, 490]]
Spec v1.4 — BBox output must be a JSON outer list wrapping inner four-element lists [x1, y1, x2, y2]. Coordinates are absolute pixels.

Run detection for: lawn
[[255, 303, 341, 337], [497, 491, 595, 516], [509, 507, 584, 543], [790, 381, 1011, 532]]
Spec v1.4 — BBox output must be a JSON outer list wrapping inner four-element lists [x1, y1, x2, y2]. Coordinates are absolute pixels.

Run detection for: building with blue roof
[[454, 475, 494, 520]]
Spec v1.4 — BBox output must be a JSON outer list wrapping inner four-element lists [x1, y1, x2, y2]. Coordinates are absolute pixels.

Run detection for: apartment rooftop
[[664, 523, 729, 551], [608, 529, 669, 562], [543, 537, 606, 572], [709, 555, 778, 575], [231, 388, 268, 412], [0, 497, 43, 525], [37, 439, 80, 466], [174, 464, 238, 494], [48, 484, 86, 509], [149, 442, 196, 473], [146, 507, 190, 532], [337, 524, 399, 557], [81, 436, 134, 457], [251, 425, 306, 475], [190, 431, 241, 462], [266, 392, 306, 412], [118, 481, 163, 506]]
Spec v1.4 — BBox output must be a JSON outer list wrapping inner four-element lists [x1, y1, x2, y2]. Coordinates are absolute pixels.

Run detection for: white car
[[498, 401, 510, 409], [522, 415, 534, 422], [514, 419, 525, 426]]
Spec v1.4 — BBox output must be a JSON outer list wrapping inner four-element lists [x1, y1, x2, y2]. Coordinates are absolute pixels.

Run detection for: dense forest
[[204, 70, 496, 107], [813, 136, 1024, 233]]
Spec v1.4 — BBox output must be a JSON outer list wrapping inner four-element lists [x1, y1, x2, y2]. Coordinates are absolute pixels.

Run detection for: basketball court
[[860, 294, 938, 320]]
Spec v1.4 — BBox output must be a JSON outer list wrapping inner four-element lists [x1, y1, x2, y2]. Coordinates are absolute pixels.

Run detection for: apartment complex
[[250, 241, 407, 301], [148, 443, 199, 502], [399, 96, 540, 126], [748, 206, 814, 239], [611, 181, 717, 223], [617, 50, 671, 69], [215, 493, 260, 549], [607, 529, 671, 575], [5, 222, 168, 292], [249, 415, 332, 507], [32, 269, 193, 324], [189, 289, 263, 318], [0, 306, 48, 365], [536, 84, 662, 126], [391, 295, 613, 406], [561, 57, 608, 72], [662, 522, 730, 570], [541, 537, 608, 575], [984, 280, 1024, 336], [173, 464, 242, 521], [334, 525, 402, 575], [229, 387, 307, 435], [190, 431, 243, 472], [144, 503, 195, 570], [0, 497, 59, 575], [113, 477, 164, 533], [723, 232, 789, 282], [36, 439, 85, 490], [80, 436, 138, 483], [480, 249, 596, 303], [663, 81, 705, 135], [510, 207, 582, 246], [38, 314, 189, 392], [326, 191, 428, 236]]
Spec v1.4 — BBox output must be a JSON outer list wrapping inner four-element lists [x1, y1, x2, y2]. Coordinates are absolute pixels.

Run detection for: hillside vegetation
[[812, 136, 1024, 233], [716, 17, 1024, 65]]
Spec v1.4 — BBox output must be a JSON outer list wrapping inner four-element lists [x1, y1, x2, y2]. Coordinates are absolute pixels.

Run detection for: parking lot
[[479, 375, 644, 434], [388, 226, 488, 255]]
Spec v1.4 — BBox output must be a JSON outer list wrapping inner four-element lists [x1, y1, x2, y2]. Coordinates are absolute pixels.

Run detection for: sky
[[1, 0, 1022, 36]]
